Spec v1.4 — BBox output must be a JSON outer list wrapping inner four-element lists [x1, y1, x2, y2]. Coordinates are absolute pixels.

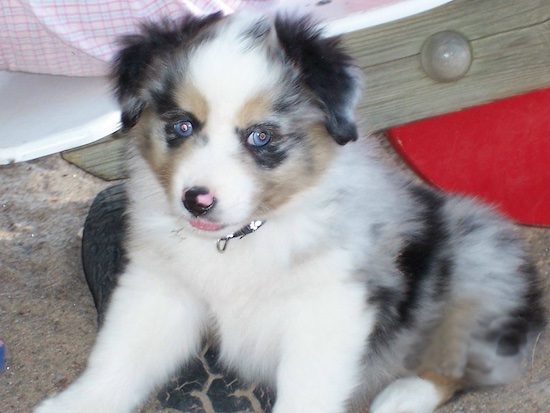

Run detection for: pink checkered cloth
[[1, 0, 272, 77]]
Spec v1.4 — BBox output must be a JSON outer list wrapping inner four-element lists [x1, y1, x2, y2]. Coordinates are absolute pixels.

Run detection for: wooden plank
[[64, 0, 550, 179], [342, 0, 550, 67], [62, 131, 129, 181], [343, 0, 550, 132]]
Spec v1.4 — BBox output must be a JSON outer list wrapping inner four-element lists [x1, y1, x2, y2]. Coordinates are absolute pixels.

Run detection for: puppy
[[35, 12, 545, 413]]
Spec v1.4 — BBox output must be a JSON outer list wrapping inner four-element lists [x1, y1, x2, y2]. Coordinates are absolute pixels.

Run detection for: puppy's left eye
[[174, 120, 193, 138], [247, 130, 271, 147]]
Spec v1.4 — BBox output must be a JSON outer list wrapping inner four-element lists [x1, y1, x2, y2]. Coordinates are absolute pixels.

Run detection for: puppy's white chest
[[187, 247, 367, 382]]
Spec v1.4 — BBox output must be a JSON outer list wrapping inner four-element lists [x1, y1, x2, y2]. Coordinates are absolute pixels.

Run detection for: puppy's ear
[[111, 33, 153, 130], [112, 13, 223, 130], [274, 16, 362, 145]]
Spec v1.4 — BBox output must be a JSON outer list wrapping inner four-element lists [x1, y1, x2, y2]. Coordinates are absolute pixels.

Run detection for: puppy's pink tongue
[[190, 219, 223, 232]]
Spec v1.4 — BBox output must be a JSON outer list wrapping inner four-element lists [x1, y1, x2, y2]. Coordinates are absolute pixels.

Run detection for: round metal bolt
[[421, 31, 473, 82]]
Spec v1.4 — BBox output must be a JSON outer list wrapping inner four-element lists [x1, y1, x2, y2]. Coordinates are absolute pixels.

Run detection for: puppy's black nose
[[183, 186, 216, 217]]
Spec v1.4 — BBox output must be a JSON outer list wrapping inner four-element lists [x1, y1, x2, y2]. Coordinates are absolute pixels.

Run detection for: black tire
[[82, 183, 128, 325]]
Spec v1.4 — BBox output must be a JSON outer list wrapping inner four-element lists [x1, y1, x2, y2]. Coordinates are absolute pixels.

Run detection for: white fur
[[188, 17, 281, 118], [370, 377, 442, 413]]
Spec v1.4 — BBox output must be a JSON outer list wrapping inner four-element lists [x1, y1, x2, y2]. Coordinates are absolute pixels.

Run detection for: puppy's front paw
[[34, 393, 110, 413], [370, 377, 441, 413], [34, 396, 69, 413]]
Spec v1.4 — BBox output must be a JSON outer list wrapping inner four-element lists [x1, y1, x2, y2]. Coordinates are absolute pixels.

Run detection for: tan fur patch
[[306, 123, 337, 172], [133, 82, 210, 196], [419, 370, 464, 406], [235, 93, 272, 129], [132, 108, 192, 195], [133, 109, 167, 175], [174, 82, 209, 122], [418, 300, 478, 378], [256, 123, 335, 212], [157, 147, 194, 198]]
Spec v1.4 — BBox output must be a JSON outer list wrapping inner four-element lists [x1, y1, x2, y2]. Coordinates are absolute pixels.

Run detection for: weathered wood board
[[345, 0, 550, 132], [63, 0, 550, 180], [62, 132, 128, 181]]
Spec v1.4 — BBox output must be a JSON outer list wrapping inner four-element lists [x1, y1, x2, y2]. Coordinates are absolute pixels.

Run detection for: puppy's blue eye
[[247, 130, 271, 147], [174, 120, 193, 138]]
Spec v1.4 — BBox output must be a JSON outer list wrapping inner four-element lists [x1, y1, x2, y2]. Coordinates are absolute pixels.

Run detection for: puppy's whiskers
[[172, 226, 187, 241]]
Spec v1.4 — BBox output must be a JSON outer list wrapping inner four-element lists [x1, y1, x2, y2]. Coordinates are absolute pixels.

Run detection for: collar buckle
[[216, 220, 265, 253]]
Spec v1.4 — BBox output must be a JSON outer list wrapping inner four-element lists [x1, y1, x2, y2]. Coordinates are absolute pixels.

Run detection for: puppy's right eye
[[173, 120, 193, 138]]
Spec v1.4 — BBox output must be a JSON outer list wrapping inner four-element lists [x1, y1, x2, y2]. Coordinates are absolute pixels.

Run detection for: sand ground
[[0, 142, 548, 413]]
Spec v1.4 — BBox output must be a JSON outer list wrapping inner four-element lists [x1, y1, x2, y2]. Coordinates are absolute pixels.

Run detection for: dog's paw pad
[[370, 377, 441, 413]]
